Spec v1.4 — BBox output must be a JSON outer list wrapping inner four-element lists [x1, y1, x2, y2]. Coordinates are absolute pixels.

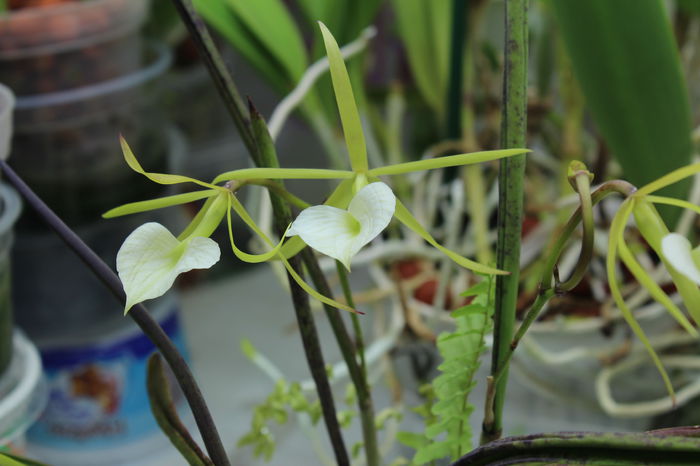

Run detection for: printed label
[[27, 308, 188, 450]]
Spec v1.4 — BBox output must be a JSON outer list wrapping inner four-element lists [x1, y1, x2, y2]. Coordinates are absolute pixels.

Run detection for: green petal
[[103, 190, 217, 218], [368, 148, 528, 176], [646, 195, 700, 216], [618, 238, 697, 336], [212, 167, 354, 185], [228, 193, 358, 313], [393, 198, 507, 275], [226, 195, 286, 263], [178, 196, 216, 241], [606, 199, 675, 400], [637, 162, 700, 196], [185, 192, 229, 239], [120, 136, 220, 190], [319, 22, 368, 173]]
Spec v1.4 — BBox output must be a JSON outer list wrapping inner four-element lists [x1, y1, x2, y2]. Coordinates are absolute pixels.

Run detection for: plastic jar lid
[[0, 0, 149, 59]]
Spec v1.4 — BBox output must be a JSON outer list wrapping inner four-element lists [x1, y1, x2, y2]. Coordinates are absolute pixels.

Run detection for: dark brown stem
[[0, 160, 230, 466]]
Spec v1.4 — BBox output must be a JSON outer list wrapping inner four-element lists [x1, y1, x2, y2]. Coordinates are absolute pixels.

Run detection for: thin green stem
[[334, 261, 378, 466], [488, 179, 637, 391], [482, 0, 528, 445], [555, 171, 594, 291], [335, 262, 367, 372]]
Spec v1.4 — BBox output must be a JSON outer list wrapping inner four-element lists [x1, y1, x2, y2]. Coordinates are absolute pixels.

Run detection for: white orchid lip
[[661, 233, 700, 286], [286, 181, 396, 269], [117, 222, 221, 313]]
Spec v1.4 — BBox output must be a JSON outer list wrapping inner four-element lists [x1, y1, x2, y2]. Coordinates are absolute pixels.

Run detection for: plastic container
[[10, 42, 173, 228], [0, 184, 21, 377], [26, 292, 190, 465], [0, 0, 149, 95], [0, 332, 47, 455], [0, 83, 14, 161]]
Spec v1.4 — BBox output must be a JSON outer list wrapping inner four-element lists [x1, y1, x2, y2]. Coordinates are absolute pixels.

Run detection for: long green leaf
[[551, 0, 692, 220], [391, 0, 450, 115], [192, 0, 289, 92], [226, 0, 308, 81]]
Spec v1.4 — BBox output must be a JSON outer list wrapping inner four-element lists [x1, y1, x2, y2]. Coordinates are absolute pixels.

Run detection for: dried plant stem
[[0, 161, 229, 466]]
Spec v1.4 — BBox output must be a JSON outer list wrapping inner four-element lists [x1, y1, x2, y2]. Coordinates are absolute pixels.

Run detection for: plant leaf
[[552, 0, 692, 221], [391, 0, 450, 115], [226, 0, 308, 81]]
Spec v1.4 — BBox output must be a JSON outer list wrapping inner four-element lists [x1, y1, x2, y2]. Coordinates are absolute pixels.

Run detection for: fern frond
[[400, 277, 494, 464]]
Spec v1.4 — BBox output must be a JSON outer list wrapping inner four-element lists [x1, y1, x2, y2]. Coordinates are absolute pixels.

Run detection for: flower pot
[[505, 300, 679, 433], [0, 184, 21, 377], [0, 0, 149, 95], [25, 292, 189, 466], [8, 41, 172, 229], [0, 331, 47, 455]]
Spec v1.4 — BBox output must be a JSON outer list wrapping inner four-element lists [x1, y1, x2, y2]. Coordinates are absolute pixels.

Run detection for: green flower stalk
[[106, 23, 528, 316]]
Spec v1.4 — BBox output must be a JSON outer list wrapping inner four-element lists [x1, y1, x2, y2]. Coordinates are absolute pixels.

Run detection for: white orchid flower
[[117, 222, 221, 313], [661, 233, 700, 285], [285, 181, 395, 270]]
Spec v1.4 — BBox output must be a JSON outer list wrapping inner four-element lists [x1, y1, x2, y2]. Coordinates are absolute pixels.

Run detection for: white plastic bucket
[[26, 293, 191, 465], [0, 332, 47, 455]]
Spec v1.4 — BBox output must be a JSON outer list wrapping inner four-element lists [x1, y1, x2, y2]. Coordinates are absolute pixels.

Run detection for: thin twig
[[0, 160, 230, 466]]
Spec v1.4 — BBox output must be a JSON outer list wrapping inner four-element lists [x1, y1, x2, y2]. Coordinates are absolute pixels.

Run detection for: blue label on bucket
[[27, 305, 188, 450]]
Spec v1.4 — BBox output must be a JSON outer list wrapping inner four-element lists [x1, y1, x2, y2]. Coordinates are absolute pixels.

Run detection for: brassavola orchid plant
[[106, 23, 527, 315]]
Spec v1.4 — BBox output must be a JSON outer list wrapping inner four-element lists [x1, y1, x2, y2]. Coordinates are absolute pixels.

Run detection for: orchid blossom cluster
[[607, 162, 700, 397], [107, 23, 527, 315]]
